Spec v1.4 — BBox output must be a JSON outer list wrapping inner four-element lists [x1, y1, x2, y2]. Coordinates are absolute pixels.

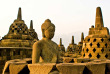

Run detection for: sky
[[0, 0, 110, 48]]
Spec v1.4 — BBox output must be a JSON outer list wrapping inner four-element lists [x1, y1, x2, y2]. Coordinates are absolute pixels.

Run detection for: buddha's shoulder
[[33, 40, 45, 46], [51, 41, 58, 46]]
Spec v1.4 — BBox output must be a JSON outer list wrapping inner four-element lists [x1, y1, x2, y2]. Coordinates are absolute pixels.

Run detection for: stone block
[[85, 62, 106, 74], [74, 58, 92, 63], [9, 63, 29, 74], [28, 63, 56, 74], [63, 57, 73, 63], [2, 59, 27, 74], [56, 63, 85, 74]]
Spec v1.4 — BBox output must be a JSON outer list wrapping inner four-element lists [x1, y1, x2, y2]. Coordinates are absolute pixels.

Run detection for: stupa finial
[[59, 38, 62, 45], [95, 7, 104, 28], [17, 7, 22, 20], [81, 32, 84, 42], [71, 36, 74, 44], [30, 20, 33, 29]]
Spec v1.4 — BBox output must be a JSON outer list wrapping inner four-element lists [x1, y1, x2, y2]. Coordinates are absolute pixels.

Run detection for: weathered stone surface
[[9, 64, 29, 74], [56, 63, 85, 74], [85, 62, 106, 74], [2, 59, 28, 74], [28, 63, 56, 74], [32, 19, 61, 63], [63, 57, 73, 63], [74, 58, 92, 63]]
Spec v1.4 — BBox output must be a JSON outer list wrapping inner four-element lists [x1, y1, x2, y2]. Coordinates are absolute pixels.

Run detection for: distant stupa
[[77, 32, 84, 54], [58, 38, 65, 52], [67, 36, 78, 53], [28, 20, 39, 40]]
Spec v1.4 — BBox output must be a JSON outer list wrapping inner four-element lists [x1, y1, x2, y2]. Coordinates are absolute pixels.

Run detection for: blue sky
[[0, 0, 110, 48]]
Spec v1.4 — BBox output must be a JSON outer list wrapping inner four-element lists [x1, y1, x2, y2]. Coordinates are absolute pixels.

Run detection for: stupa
[[0, 8, 33, 47], [0, 8, 37, 73], [67, 36, 78, 53], [28, 20, 39, 40], [58, 38, 65, 52], [82, 7, 110, 59], [77, 32, 84, 54]]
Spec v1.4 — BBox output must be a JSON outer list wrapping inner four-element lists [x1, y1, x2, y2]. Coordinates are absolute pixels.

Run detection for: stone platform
[[2, 58, 110, 74]]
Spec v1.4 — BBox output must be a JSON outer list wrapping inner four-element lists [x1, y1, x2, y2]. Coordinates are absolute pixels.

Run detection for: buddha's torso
[[39, 38, 59, 63]]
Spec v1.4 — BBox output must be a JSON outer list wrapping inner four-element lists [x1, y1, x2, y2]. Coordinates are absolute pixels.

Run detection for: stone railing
[[2, 58, 110, 74]]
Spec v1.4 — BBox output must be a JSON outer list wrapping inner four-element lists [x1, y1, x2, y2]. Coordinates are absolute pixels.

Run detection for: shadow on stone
[[69, 59, 74, 63], [49, 65, 59, 74], [83, 67, 92, 74], [18, 65, 30, 74], [105, 64, 110, 74]]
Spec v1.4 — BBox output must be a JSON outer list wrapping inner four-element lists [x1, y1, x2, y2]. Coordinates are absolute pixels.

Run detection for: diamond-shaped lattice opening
[[81, 61, 84, 63], [88, 39, 90, 42], [17, 30, 19, 33], [83, 53, 85, 57], [90, 43, 93, 47], [69, 48, 72, 52], [15, 28, 17, 30], [93, 48, 96, 53], [105, 43, 107, 48], [108, 38, 110, 41], [89, 53, 92, 58], [97, 53, 101, 59], [12, 30, 14, 33], [12, 25, 14, 28], [86, 48, 89, 52], [69, 59, 74, 63], [93, 39, 96, 42], [105, 54, 108, 58], [85, 43, 86, 47], [101, 48, 104, 53], [101, 38, 104, 42], [97, 43, 100, 48], [23, 31, 25, 33]]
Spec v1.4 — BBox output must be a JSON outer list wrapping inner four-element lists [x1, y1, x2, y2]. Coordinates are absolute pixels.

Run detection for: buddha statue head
[[41, 19, 55, 39]]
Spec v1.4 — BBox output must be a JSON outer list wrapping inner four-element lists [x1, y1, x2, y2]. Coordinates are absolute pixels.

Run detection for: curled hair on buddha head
[[41, 19, 55, 37]]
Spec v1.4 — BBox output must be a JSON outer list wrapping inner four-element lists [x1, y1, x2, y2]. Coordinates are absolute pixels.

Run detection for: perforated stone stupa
[[77, 32, 84, 54], [0, 8, 33, 47], [28, 20, 39, 41], [58, 38, 65, 52], [0, 8, 38, 73], [67, 36, 78, 53], [82, 7, 110, 59]]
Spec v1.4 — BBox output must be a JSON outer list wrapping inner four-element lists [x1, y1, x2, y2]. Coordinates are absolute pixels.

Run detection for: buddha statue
[[32, 19, 61, 63]]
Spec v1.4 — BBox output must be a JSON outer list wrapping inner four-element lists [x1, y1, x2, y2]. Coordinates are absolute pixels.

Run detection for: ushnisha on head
[[41, 19, 55, 39]]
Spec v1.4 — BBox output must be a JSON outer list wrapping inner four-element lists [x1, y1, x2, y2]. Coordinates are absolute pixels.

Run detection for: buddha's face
[[44, 26, 55, 39]]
